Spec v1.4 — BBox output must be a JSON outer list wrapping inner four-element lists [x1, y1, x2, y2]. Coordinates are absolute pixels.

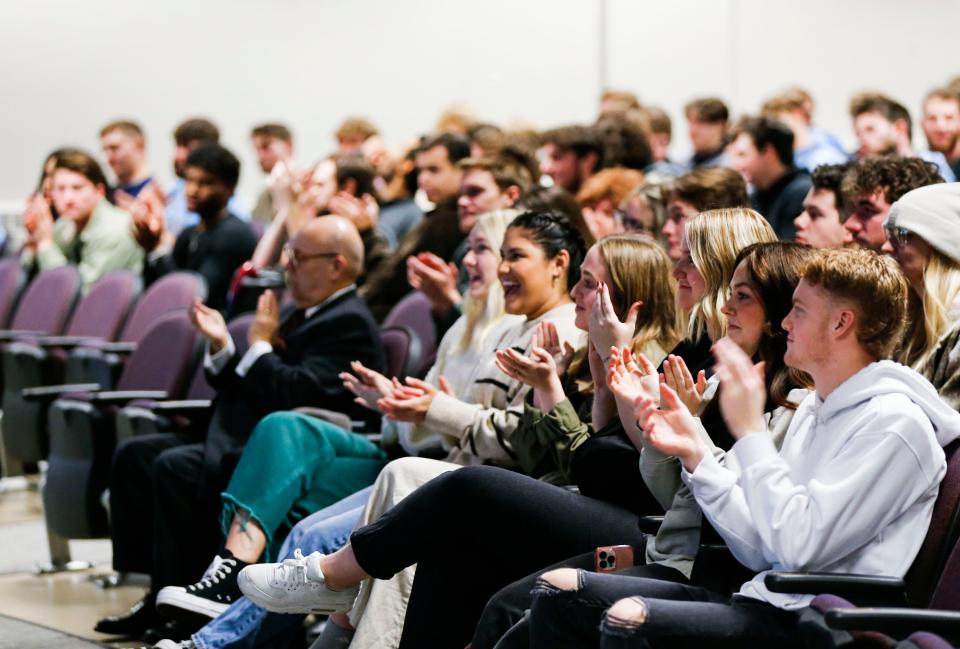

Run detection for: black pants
[[110, 434, 228, 590], [474, 552, 687, 649], [528, 570, 802, 649], [349, 465, 649, 649]]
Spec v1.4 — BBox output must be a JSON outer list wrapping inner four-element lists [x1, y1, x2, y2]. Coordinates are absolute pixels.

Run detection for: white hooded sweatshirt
[[684, 360, 960, 610]]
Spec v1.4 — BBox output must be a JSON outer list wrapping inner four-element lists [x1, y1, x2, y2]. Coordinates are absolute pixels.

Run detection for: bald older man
[[98, 217, 385, 639]]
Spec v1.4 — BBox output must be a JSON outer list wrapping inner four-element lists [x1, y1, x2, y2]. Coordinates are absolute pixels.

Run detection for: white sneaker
[[136, 640, 194, 649], [237, 548, 359, 614]]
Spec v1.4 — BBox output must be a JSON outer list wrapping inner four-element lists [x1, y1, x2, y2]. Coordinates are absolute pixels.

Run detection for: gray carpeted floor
[[0, 614, 104, 648]]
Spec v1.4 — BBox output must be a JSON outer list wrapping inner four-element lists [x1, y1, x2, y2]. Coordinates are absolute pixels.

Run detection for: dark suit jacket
[[201, 288, 385, 483]]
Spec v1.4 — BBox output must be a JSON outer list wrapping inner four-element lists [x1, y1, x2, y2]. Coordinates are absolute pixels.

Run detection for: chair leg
[[0, 424, 25, 480], [35, 527, 94, 575]]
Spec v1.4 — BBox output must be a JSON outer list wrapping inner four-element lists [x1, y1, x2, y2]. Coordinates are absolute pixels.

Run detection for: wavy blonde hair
[[902, 250, 960, 367], [685, 208, 777, 341], [459, 209, 520, 352]]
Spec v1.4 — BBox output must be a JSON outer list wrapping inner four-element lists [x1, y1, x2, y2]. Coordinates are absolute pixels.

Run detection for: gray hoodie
[[685, 360, 960, 610]]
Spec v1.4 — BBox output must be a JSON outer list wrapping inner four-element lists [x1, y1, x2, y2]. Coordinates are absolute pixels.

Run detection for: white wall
[[1, 0, 958, 211]]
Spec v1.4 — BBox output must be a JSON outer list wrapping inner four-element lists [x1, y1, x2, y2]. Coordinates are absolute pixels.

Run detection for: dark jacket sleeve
[[142, 231, 187, 286], [241, 307, 383, 413]]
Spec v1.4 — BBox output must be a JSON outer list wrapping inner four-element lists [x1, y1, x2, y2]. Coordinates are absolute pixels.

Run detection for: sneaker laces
[[271, 548, 322, 591], [191, 556, 237, 590]]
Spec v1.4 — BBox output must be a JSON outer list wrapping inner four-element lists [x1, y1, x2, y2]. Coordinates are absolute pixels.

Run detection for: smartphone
[[594, 545, 634, 573]]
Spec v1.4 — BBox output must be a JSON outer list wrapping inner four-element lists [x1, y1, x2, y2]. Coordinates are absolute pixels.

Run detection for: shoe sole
[[237, 571, 356, 615], [156, 587, 231, 627]]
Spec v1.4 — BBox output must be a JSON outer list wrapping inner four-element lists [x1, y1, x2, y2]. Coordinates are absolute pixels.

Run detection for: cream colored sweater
[[403, 302, 582, 467]]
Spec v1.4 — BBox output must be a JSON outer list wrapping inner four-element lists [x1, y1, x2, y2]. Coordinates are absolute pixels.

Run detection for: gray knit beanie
[[885, 182, 960, 265]]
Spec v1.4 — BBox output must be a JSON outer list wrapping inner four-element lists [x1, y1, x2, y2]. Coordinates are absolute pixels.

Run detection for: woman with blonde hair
[[884, 182, 960, 408]]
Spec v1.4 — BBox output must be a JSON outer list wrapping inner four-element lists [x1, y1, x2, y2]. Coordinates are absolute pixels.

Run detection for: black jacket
[[202, 288, 385, 480], [145, 212, 258, 311]]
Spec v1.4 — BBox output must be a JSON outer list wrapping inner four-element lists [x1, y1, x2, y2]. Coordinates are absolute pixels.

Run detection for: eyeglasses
[[283, 244, 339, 269], [884, 225, 913, 248]]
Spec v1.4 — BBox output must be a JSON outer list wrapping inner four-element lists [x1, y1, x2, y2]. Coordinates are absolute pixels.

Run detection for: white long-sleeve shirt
[[684, 360, 960, 610]]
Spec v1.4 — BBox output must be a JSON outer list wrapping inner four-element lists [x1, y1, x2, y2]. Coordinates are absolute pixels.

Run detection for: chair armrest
[[21, 383, 102, 400], [825, 607, 960, 641], [95, 341, 138, 354], [294, 407, 353, 432], [35, 335, 102, 349], [764, 572, 907, 606], [89, 390, 169, 404], [0, 329, 47, 341], [148, 400, 213, 415], [637, 516, 664, 535]]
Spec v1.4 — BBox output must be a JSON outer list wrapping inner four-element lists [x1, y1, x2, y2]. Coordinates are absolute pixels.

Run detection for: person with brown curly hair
[[841, 157, 944, 251]]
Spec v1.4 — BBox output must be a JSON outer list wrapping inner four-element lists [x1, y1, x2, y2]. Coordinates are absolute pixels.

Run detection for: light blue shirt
[[166, 178, 251, 236]]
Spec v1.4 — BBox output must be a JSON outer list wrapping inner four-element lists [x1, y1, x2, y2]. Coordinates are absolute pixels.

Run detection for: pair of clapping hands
[[607, 338, 768, 473], [340, 362, 454, 424], [492, 282, 639, 402]]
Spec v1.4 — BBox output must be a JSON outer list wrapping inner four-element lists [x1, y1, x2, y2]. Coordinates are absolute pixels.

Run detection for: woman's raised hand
[[606, 347, 659, 407], [660, 354, 707, 415]]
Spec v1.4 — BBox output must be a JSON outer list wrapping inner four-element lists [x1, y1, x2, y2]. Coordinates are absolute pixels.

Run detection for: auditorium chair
[[0, 266, 82, 477], [64, 271, 206, 390], [27, 310, 201, 571], [765, 439, 960, 648], [383, 291, 438, 377], [0, 258, 27, 327], [113, 313, 255, 441], [1, 270, 140, 467]]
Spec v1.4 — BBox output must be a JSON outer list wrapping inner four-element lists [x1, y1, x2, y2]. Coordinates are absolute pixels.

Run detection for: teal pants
[[220, 412, 388, 561]]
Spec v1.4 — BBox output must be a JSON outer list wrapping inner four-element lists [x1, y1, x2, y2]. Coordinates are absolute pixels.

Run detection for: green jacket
[[510, 366, 593, 483], [30, 199, 143, 290]]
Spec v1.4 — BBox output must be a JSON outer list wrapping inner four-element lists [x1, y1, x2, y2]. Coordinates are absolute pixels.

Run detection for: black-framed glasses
[[283, 244, 339, 269], [884, 225, 913, 248]]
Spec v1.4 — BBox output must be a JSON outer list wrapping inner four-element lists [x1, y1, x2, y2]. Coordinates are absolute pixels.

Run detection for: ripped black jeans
[[528, 569, 802, 649]]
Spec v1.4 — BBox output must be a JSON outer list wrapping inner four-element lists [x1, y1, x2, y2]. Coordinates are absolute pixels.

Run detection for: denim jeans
[[192, 486, 373, 649], [528, 570, 802, 649]]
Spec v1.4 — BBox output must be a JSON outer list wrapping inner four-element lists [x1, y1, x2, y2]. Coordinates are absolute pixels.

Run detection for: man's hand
[[406, 252, 461, 315], [589, 282, 642, 359], [189, 298, 231, 352], [636, 384, 709, 472], [23, 193, 56, 251], [712, 338, 767, 439], [660, 354, 708, 415], [249, 290, 281, 345], [329, 192, 379, 232], [129, 185, 167, 252]]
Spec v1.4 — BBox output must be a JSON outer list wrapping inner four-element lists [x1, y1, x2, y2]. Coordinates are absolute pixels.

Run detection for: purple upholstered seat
[[6, 265, 81, 335], [380, 326, 421, 380], [0, 258, 27, 327], [383, 291, 437, 377], [43, 310, 202, 539], [1, 270, 141, 464]]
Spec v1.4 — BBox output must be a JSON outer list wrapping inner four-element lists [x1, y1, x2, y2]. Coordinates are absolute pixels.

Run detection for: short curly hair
[[841, 157, 944, 206], [802, 248, 909, 360]]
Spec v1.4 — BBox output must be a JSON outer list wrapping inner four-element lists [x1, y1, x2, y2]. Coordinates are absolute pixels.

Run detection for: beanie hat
[[885, 182, 960, 265]]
